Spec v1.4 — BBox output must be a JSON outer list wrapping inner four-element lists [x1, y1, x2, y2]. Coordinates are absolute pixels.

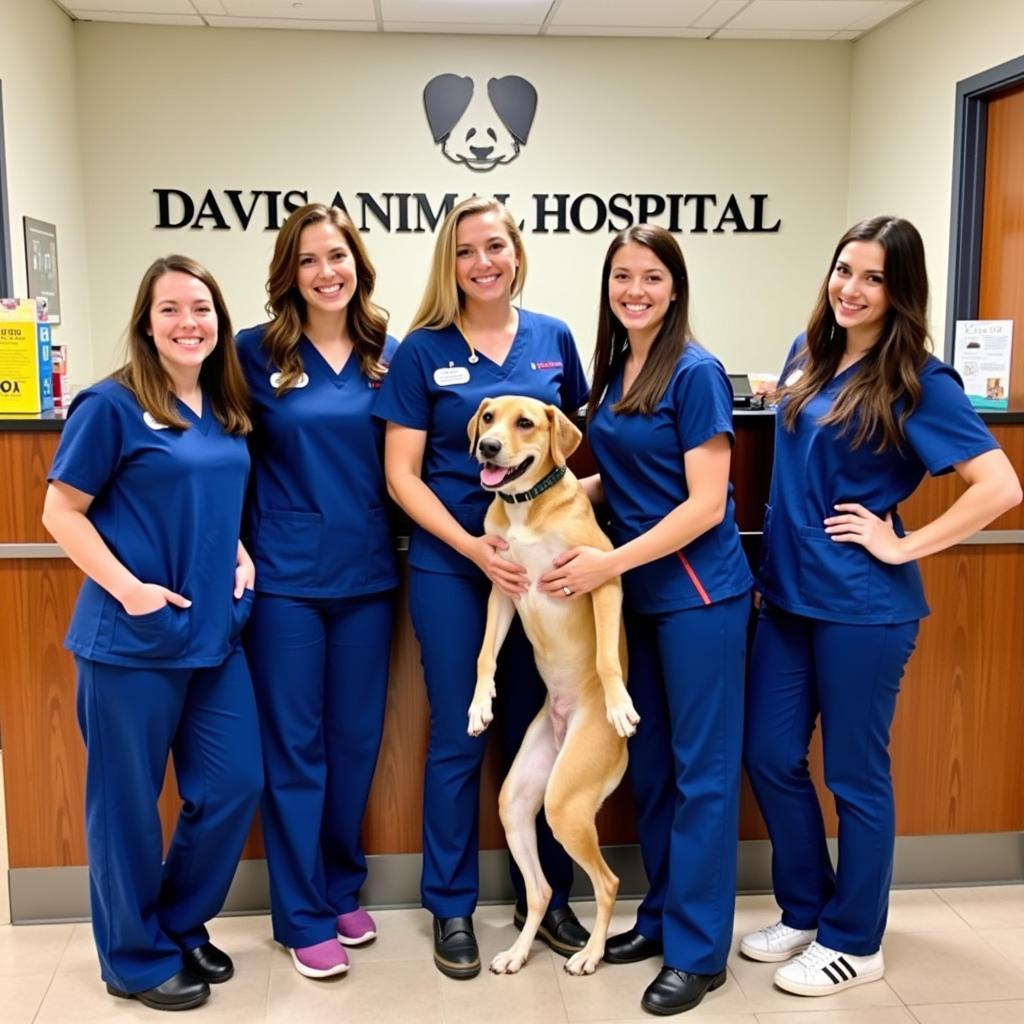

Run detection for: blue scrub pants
[[244, 591, 394, 947], [624, 592, 750, 975], [408, 568, 575, 917], [75, 648, 262, 994], [743, 603, 918, 955]]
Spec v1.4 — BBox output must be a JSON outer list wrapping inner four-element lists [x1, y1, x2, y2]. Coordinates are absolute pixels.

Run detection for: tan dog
[[466, 395, 640, 976]]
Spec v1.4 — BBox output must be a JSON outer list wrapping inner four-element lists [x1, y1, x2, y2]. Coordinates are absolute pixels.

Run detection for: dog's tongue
[[480, 464, 507, 487]]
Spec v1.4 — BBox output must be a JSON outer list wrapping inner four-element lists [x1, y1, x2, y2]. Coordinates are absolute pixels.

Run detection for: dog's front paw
[[490, 947, 528, 974], [564, 947, 602, 975], [467, 698, 494, 737], [605, 694, 640, 738]]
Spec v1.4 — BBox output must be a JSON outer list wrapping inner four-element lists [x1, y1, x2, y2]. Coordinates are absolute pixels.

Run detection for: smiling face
[[608, 242, 676, 340], [148, 271, 218, 381], [828, 240, 891, 344], [295, 219, 358, 320], [454, 210, 520, 308]]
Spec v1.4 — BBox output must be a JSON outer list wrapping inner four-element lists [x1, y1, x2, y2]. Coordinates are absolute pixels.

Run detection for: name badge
[[784, 368, 804, 386], [270, 371, 309, 388], [433, 365, 470, 386], [143, 411, 169, 430]]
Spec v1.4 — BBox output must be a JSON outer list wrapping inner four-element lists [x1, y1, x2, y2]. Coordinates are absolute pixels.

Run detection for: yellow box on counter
[[0, 299, 54, 413]]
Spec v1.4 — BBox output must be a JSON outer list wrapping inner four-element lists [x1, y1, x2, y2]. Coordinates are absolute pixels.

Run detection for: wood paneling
[[3, 425, 1022, 871], [979, 84, 1024, 409]]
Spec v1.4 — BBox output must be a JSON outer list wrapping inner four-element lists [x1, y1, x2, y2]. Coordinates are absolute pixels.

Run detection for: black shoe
[[433, 916, 480, 979], [513, 905, 589, 958], [106, 970, 210, 1011], [641, 967, 727, 1016], [604, 927, 664, 964], [181, 942, 234, 984]]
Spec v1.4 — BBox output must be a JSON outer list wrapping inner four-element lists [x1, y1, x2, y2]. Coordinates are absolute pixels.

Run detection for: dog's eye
[[516, 418, 533, 430], [482, 411, 493, 423]]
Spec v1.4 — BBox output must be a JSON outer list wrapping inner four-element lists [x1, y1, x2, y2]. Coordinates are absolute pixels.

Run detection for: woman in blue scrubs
[[539, 225, 752, 1015], [741, 216, 1021, 997], [42, 256, 262, 1012], [377, 197, 590, 979], [237, 203, 398, 979]]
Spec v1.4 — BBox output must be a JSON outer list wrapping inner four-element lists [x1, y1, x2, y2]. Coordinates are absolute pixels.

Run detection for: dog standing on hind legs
[[465, 395, 639, 976]]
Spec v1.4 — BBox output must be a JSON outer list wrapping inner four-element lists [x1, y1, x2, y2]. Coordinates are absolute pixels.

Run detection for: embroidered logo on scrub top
[[531, 361, 563, 370], [269, 371, 310, 388], [143, 411, 170, 430], [433, 363, 471, 386], [784, 368, 804, 386]]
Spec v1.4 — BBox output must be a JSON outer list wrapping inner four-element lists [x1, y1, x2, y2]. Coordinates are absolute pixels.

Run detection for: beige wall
[[1, 0, 93, 383], [848, 0, 1024, 350], [73, 24, 852, 379]]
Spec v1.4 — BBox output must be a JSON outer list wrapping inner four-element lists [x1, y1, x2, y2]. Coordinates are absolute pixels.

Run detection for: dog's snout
[[470, 145, 494, 159], [478, 437, 502, 460]]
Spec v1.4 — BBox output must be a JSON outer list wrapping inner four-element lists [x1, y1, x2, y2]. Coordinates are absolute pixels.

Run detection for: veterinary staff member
[[741, 216, 1021, 996], [237, 203, 398, 979], [540, 225, 752, 1015], [42, 256, 262, 1012], [377, 197, 590, 980]]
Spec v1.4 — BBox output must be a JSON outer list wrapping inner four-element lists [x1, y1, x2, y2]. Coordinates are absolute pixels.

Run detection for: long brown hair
[[113, 255, 251, 434], [587, 225, 691, 420], [262, 203, 389, 394], [408, 196, 528, 333], [780, 215, 930, 452]]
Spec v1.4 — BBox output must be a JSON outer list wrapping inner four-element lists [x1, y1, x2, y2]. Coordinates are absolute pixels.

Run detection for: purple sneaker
[[336, 907, 377, 946], [289, 939, 350, 978]]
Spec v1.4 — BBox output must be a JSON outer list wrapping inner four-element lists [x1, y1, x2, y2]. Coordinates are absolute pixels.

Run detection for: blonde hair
[[263, 203, 389, 395], [408, 197, 528, 333]]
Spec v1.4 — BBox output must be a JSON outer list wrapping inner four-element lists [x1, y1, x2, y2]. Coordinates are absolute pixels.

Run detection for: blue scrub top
[[760, 334, 1000, 624], [588, 343, 753, 614], [49, 378, 252, 668], [374, 308, 589, 576], [236, 326, 400, 598]]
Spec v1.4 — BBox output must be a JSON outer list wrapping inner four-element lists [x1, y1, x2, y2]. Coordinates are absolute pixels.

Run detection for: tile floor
[[1, 886, 1023, 1023]]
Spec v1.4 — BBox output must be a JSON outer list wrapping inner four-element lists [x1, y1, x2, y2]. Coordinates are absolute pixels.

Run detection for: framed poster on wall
[[23, 217, 61, 323]]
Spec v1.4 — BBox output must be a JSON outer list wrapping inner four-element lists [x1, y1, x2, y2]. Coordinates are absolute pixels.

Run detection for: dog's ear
[[487, 76, 537, 144], [468, 398, 491, 456], [545, 406, 582, 467], [424, 74, 474, 142]]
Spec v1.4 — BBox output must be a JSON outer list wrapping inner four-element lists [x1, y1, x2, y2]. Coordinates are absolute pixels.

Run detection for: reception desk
[[2, 410, 1022, 920]]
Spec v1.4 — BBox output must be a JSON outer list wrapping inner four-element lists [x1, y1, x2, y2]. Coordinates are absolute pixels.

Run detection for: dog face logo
[[423, 74, 537, 172]]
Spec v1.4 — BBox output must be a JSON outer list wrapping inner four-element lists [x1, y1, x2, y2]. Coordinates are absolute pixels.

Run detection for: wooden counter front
[[1, 419, 1022, 873]]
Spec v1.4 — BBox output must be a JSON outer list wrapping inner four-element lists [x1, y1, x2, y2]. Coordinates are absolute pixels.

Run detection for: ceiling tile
[[68, 10, 205, 23], [692, 1, 749, 30], [845, 0, 912, 31], [67, 0, 196, 12], [190, 1, 228, 12], [205, 15, 377, 28], [551, 0, 714, 28], [729, 1, 898, 31], [546, 24, 708, 37], [216, 0, 376, 19], [382, 1, 550, 25]]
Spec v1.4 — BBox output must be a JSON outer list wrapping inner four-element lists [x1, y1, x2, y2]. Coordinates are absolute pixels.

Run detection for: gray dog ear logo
[[423, 73, 538, 172]]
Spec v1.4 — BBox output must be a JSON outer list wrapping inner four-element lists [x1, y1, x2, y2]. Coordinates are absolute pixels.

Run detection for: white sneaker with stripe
[[739, 920, 816, 962], [773, 940, 884, 996]]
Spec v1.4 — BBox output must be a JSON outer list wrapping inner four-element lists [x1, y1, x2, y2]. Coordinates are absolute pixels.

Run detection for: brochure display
[[0, 298, 54, 413], [953, 319, 1013, 410]]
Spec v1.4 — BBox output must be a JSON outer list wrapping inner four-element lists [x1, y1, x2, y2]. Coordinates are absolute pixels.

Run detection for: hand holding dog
[[468, 534, 529, 596], [540, 546, 618, 598]]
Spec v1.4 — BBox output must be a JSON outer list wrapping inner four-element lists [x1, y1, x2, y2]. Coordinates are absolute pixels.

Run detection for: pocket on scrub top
[[110, 603, 191, 659], [797, 525, 872, 614], [229, 588, 255, 641], [256, 509, 324, 581]]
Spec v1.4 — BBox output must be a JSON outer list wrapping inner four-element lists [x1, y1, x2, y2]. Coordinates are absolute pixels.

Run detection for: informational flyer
[[954, 319, 1013, 410]]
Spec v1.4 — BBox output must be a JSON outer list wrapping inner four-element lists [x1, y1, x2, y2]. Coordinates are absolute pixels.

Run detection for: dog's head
[[468, 395, 581, 497], [423, 74, 537, 172]]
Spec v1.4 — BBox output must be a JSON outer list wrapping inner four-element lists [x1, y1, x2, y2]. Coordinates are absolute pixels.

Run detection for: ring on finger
[[562, 585, 573, 596]]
